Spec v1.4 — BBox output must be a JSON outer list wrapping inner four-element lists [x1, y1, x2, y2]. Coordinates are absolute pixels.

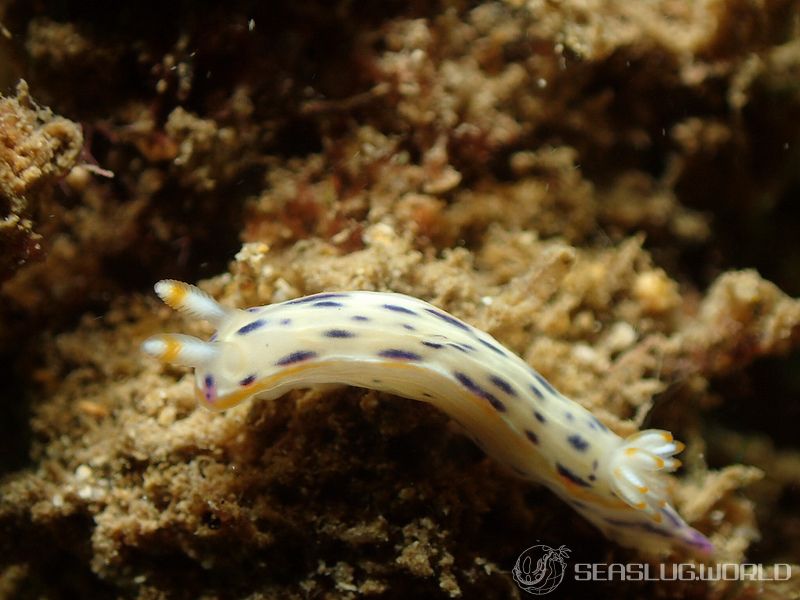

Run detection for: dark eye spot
[[567, 434, 589, 452], [237, 319, 267, 335], [377, 349, 422, 361], [323, 329, 355, 338], [275, 350, 318, 366], [382, 304, 417, 315]]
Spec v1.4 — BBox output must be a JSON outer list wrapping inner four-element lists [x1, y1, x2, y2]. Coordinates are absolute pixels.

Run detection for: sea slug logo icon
[[512, 544, 571, 595]]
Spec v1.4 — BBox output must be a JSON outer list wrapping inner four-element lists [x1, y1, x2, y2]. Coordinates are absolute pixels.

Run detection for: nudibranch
[[142, 280, 713, 555]]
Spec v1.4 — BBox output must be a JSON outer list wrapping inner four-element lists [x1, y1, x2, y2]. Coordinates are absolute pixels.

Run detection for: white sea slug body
[[142, 280, 713, 555]]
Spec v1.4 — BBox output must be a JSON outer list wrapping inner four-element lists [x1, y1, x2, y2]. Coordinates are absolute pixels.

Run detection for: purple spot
[[422, 341, 444, 349], [556, 463, 591, 487], [423, 308, 472, 333], [312, 301, 344, 308], [534, 411, 546, 423], [383, 304, 417, 315], [352, 315, 369, 322], [525, 430, 539, 444], [591, 416, 609, 432], [529, 383, 545, 400], [488, 374, 516, 396], [237, 319, 267, 335], [402, 323, 416, 331], [285, 293, 348, 305], [323, 329, 355, 338], [239, 374, 256, 386], [479, 338, 506, 357], [203, 374, 216, 401], [280, 318, 292, 326], [453, 371, 506, 412], [275, 350, 318, 366], [567, 434, 589, 452], [532, 371, 557, 395], [378, 349, 422, 361]]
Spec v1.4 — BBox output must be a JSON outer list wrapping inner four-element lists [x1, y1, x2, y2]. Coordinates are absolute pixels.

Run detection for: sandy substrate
[[1, 1, 800, 598]]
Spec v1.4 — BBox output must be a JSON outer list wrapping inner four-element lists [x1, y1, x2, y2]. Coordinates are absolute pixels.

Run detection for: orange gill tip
[[155, 279, 191, 310], [651, 512, 663, 524], [141, 333, 218, 368], [666, 458, 682, 471]]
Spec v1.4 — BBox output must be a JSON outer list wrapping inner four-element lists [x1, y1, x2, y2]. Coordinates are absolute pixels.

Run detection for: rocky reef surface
[[1, 1, 800, 598]]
